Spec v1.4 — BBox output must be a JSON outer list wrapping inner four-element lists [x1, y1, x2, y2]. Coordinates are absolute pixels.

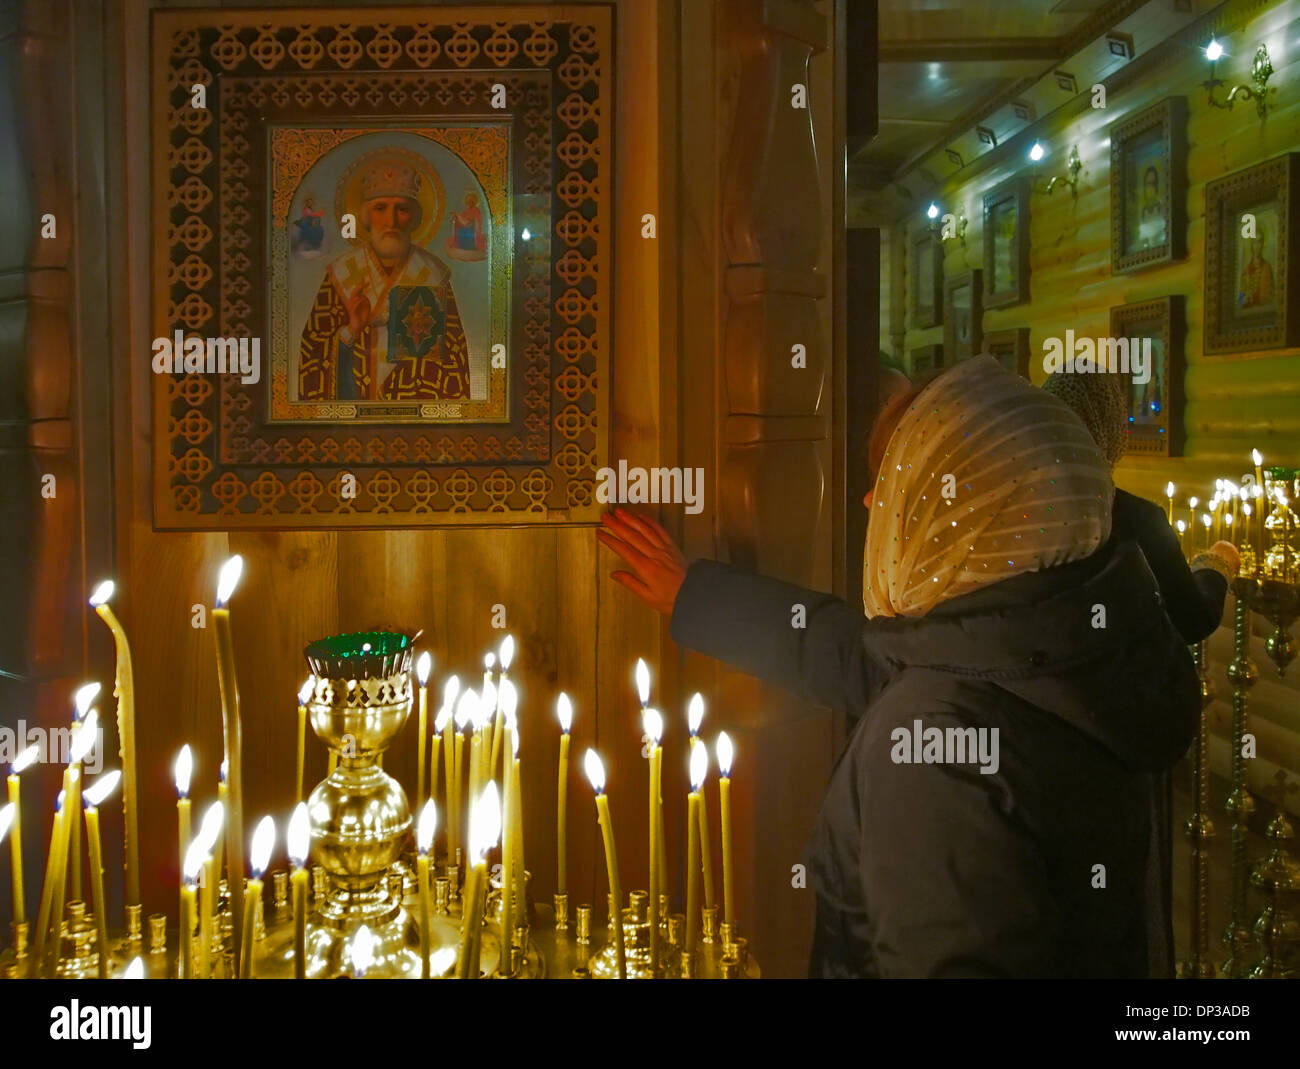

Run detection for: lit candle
[[296, 680, 312, 804], [555, 693, 572, 897], [1201, 512, 1212, 554], [180, 839, 204, 979], [88, 581, 140, 910], [197, 800, 223, 979], [215, 759, 228, 883], [1211, 492, 1222, 544], [30, 791, 69, 977], [416, 652, 432, 812], [241, 816, 274, 979], [1176, 518, 1187, 555], [431, 705, 448, 812], [500, 685, 518, 975], [1241, 502, 1252, 556], [1253, 448, 1264, 499], [717, 731, 736, 930], [0, 804, 14, 940], [453, 691, 471, 869], [491, 635, 515, 777], [121, 957, 144, 979], [351, 923, 374, 979], [174, 746, 192, 933], [288, 801, 310, 980], [67, 689, 97, 907], [644, 707, 663, 976], [212, 555, 247, 974], [442, 676, 461, 867], [687, 694, 715, 911], [686, 743, 706, 969], [508, 727, 524, 972], [54, 709, 97, 966], [584, 750, 625, 979], [482, 652, 498, 774], [1165, 482, 1175, 526], [1254, 484, 1264, 575], [82, 769, 121, 978], [7, 744, 37, 925], [456, 783, 500, 979], [417, 799, 436, 978], [462, 690, 484, 843]]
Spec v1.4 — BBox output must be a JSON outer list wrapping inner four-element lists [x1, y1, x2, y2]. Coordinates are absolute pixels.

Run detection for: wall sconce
[[1029, 142, 1082, 198], [1203, 41, 1275, 118]]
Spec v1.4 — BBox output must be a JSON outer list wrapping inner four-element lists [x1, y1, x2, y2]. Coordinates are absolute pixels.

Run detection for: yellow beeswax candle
[[89, 582, 140, 909], [296, 680, 312, 804], [556, 693, 572, 896], [584, 750, 625, 979], [82, 770, 120, 979], [288, 802, 310, 980], [687, 743, 706, 969], [417, 799, 436, 978], [457, 783, 500, 979], [644, 707, 662, 975], [241, 815, 275, 979], [212, 556, 247, 974], [416, 653, 431, 811], [180, 840, 205, 979], [7, 745, 37, 923], [30, 793, 68, 977], [717, 731, 735, 928]]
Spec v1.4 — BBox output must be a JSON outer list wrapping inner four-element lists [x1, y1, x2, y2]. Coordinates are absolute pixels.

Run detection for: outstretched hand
[[597, 508, 687, 617]]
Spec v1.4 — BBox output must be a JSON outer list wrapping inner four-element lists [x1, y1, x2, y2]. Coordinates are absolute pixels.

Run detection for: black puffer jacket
[[670, 539, 1198, 978]]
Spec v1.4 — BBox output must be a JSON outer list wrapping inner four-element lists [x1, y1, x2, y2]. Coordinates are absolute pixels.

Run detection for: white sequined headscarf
[[863, 356, 1113, 618]]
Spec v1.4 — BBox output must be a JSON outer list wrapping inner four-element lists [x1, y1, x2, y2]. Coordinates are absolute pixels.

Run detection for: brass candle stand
[[1181, 639, 1215, 978], [1221, 578, 1259, 978], [1247, 773, 1300, 978]]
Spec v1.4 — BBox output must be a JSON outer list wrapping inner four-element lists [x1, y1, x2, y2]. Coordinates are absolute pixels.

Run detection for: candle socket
[[576, 903, 591, 944], [553, 891, 568, 931], [702, 905, 717, 944], [312, 865, 328, 903], [447, 863, 460, 898], [667, 913, 684, 947], [681, 949, 694, 978], [386, 869, 404, 905], [126, 904, 143, 945], [11, 920, 28, 960], [720, 953, 741, 979], [148, 913, 166, 954], [727, 935, 748, 968], [272, 870, 289, 911], [720, 921, 734, 947], [434, 876, 450, 915]]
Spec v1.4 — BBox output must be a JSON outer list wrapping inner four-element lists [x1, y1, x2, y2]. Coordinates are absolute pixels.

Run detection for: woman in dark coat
[[598, 356, 1198, 978]]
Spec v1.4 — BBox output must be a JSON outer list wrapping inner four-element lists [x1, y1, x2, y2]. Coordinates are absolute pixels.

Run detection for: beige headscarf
[[1040, 369, 1129, 468], [863, 355, 1113, 618]]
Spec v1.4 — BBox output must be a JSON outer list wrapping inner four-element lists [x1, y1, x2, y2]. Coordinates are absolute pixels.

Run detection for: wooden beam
[[880, 37, 1064, 63]]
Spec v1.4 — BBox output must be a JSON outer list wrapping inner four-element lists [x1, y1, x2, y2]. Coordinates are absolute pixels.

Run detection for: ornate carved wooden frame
[[1203, 152, 1300, 355], [1109, 294, 1183, 457], [1109, 95, 1186, 275], [982, 176, 1029, 309], [151, 8, 611, 527]]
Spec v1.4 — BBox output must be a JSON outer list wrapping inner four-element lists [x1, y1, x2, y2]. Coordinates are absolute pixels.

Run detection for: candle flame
[[1214, 478, 1223, 492], [1225, 513, 1234, 527], [687, 692, 705, 735], [642, 707, 663, 745], [1253, 484, 1262, 499], [430, 946, 457, 976], [12, 744, 38, 775], [182, 838, 206, 884], [442, 674, 461, 711], [690, 740, 708, 791], [70, 710, 98, 764], [215, 555, 243, 607], [470, 783, 502, 861], [84, 770, 121, 808], [0, 802, 14, 843], [499, 678, 518, 723], [88, 580, 115, 607], [121, 957, 144, 979], [288, 802, 310, 867], [220, 757, 228, 784], [499, 634, 515, 671], [511, 724, 520, 759], [417, 799, 437, 855], [584, 749, 606, 793], [1242, 503, 1252, 518], [717, 731, 734, 776], [1201, 513, 1211, 528], [198, 800, 224, 852], [455, 689, 476, 730], [416, 652, 432, 686], [484, 652, 496, 671], [1165, 482, 1175, 498], [1176, 520, 1186, 533], [1240, 486, 1249, 502], [174, 745, 193, 797], [250, 815, 275, 877], [73, 682, 101, 719], [1188, 496, 1198, 509], [1253, 448, 1263, 466], [556, 692, 573, 734], [635, 658, 650, 705], [298, 679, 313, 705], [351, 924, 375, 976], [434, 705, 452, 733]]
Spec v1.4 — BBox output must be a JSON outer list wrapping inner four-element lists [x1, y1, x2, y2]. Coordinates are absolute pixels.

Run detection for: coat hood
[[856, 539, 1198, 772]]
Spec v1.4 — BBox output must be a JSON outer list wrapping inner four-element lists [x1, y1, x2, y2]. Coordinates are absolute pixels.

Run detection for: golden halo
[[335, 145, 446, 249]]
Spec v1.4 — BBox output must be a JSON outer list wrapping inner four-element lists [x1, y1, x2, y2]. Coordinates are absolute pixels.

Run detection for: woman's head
[[1040, 370, 1128, 469], [863, 356, 1112, 618]]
